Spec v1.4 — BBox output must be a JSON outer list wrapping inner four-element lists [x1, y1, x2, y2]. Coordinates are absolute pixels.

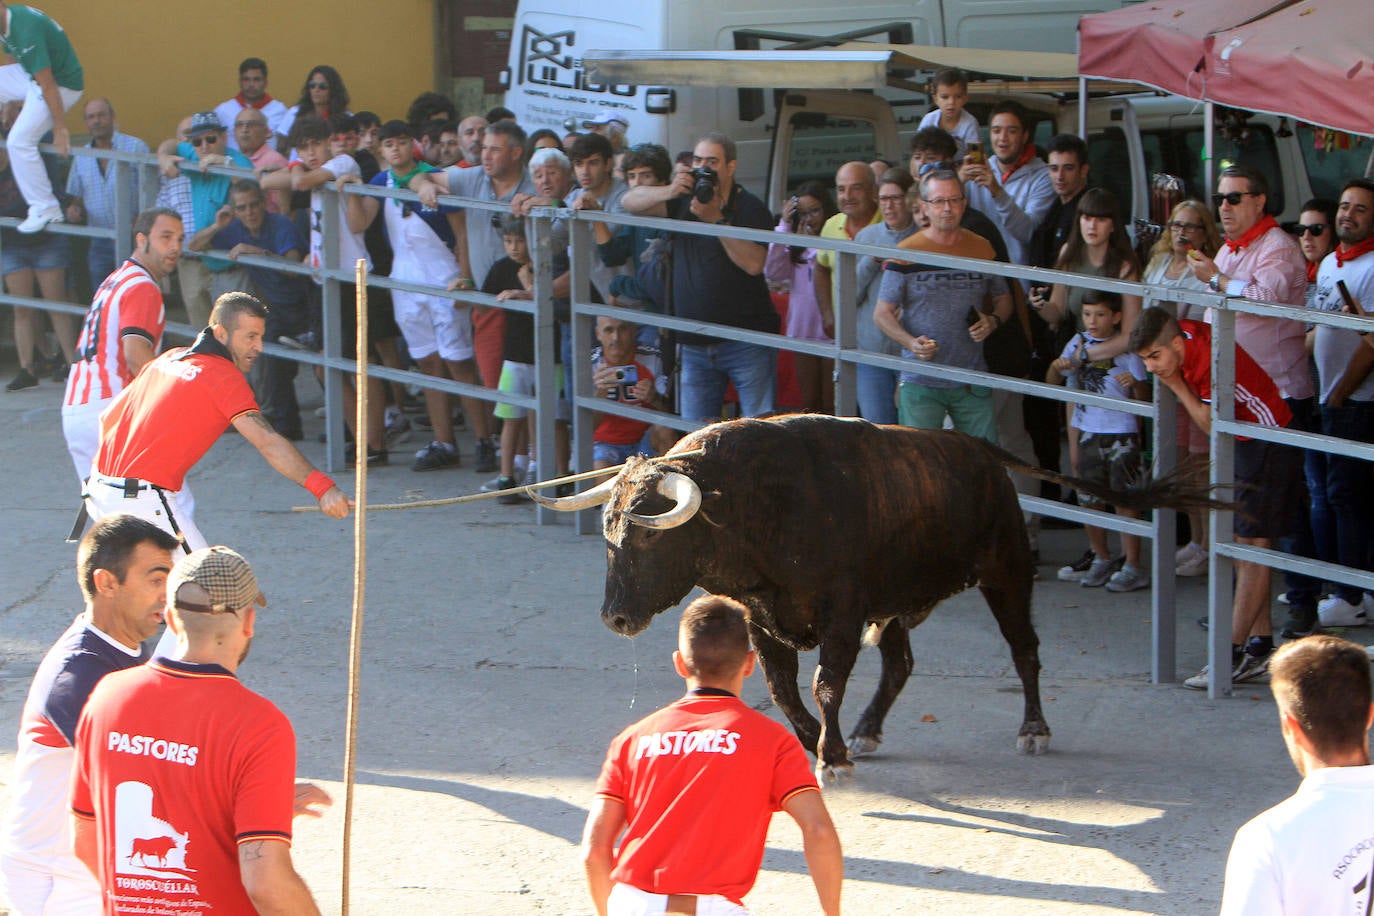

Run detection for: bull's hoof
[[815, 760, 855, 786], [1016, 731, 1052, 756], [848, 734, 882, 758]]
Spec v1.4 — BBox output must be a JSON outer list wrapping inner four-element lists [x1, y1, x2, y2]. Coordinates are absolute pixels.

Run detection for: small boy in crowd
[[917, 68, 981, 161], [1047, 290, 1150, 591]]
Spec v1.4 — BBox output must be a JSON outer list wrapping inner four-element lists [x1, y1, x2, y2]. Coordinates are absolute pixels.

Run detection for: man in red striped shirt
[[62, 208, 183, 484]]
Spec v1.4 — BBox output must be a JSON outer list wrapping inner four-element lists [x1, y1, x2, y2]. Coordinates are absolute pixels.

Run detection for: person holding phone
[[1305, 178, 1374, 629], [590, 315, 674, 469]]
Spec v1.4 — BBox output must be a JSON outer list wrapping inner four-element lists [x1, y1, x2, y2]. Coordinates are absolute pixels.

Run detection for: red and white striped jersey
[[63, 259, 166, 408]]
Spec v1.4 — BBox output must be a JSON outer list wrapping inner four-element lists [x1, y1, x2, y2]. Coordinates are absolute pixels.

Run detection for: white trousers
[[0, 66, 81, 215], [0, 853, 101, 916], [608, 884, 748, 916], [84, 471, 206, 556]]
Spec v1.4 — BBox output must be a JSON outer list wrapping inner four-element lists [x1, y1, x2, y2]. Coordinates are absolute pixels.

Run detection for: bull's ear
[[698, 490, 724, 528]]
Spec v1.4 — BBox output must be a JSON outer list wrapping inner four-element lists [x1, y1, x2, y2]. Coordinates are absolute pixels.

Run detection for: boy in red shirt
[[1131, 308, 1304, 689]]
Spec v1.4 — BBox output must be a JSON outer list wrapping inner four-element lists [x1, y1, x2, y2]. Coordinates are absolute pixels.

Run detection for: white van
[[500, 0, 1132, 192]]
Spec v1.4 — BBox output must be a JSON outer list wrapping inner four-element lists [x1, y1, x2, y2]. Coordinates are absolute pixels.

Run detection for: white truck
[[500, 0, 1131, 192]]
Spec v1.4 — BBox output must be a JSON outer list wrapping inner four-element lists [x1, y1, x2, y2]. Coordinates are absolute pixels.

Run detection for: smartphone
[[1337, 280, 1360, 314], [965, 142, 985, 165]]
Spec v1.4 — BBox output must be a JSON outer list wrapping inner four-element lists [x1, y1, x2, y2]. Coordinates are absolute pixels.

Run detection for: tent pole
[[1204, 100, 1215, 196]]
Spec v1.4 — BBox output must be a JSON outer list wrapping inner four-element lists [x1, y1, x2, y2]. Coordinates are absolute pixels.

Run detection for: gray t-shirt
[[567, 178, 629, 301], [877, 251, 1007, 388], [444, 165, 536, 288], [854, 221, 917, 355]]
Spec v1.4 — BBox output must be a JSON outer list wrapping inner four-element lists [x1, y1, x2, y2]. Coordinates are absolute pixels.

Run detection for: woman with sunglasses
[[1033, 187, 1143, 359], [276, 65, 351, 152], [766, 180, 838, 413], [1142, 200, 1222, 321], [1293, 198, 1339, 305]]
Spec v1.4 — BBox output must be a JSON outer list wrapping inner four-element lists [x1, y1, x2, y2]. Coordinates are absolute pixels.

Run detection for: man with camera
[[621, 132, 778, 421]]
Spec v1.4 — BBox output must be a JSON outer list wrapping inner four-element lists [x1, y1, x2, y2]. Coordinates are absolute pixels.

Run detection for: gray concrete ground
[[0, 375, 1366, 914]]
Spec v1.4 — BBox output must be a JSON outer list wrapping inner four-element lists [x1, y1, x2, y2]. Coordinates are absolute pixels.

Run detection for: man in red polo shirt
[[85, 292, 349, 557], [582, 595, 843, 916], [1131, 308, 1302, 690]]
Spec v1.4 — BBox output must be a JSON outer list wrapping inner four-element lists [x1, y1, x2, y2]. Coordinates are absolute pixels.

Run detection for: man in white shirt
[[1220, 635, 1374, 915], [214, 57, 288, 150]]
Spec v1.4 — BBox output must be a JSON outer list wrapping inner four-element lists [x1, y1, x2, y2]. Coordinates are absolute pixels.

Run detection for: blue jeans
[[679, 340, 776, 421], [86, 237, 116, 290], [1311, 400, 1374, 604], [856, 363, 899, 425]]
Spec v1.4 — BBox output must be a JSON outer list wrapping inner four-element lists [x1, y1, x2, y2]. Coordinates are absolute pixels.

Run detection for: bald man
[[814, 161, 881, 333]]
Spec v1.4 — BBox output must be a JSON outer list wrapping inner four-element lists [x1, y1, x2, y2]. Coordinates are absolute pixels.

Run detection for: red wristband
[[304, 470, 335, 500]]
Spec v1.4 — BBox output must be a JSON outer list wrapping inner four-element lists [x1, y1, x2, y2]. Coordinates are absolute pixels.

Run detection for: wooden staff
[[341, 260, 369, 912]]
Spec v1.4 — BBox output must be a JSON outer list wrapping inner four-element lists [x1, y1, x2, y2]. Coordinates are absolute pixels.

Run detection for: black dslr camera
[[689, 166, 718, 204]]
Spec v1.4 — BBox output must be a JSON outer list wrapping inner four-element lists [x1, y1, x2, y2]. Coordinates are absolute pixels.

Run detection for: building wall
[[42, 0, 437, 145]]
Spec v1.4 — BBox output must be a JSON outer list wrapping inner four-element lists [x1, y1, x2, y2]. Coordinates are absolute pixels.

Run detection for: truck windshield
[[785, 113, 879, 191], [1297, 126, 1371, 201], [1141, 125, 1285, 214]]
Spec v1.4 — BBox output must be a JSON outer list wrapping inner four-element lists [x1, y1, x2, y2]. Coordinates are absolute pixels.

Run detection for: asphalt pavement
[[0, 371, 1367, 914]]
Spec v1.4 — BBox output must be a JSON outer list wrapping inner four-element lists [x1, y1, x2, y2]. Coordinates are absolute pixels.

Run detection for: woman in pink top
[[766, 180, 837, 413]]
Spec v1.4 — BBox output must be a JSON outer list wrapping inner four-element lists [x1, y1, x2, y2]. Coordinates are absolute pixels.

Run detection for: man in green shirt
[[0, 2, 83, 233]]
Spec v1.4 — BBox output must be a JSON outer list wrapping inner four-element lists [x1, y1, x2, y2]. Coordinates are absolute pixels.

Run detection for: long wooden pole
[[340, 260, 369, 913]]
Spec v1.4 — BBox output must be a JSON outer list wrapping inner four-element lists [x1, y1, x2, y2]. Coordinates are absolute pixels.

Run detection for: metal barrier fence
[[7, 141, 1374, 693]]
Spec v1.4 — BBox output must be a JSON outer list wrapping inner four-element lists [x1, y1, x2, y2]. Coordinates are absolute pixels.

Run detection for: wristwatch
[[1207, 272, 1223, 292]]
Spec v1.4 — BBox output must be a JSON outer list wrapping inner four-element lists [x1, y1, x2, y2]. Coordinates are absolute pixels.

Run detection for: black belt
[[97, 476, 154, 497]]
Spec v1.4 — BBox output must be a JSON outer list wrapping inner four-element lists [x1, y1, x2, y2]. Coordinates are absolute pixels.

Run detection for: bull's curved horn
[[623, 472, 702, 530], [527, 474, 618, 511]]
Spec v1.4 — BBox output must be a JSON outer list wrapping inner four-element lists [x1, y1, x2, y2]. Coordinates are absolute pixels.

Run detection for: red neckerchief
[[235, 93, 275, 110], [1224, 214, 1278, 253], [1334, 235, 1374, 267], [1306, 260, 1319, 284], [998, 144, 1037, 184]]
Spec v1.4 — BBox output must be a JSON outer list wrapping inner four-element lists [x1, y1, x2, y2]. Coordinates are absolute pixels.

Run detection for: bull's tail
[[976, 440, 1236, 515]]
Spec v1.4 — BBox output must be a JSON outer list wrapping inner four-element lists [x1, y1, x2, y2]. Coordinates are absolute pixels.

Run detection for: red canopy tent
[[1079, 0, 1374, 136]]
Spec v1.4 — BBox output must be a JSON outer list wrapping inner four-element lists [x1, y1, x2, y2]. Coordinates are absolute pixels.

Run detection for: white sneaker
[[1176, 543, 1209, 577], [17, 208, 62, 234], [1183, 665, 1213, 690], [1318, 595, 1369, 628]]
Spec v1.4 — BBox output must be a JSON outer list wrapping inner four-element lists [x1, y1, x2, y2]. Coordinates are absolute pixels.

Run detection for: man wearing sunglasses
[[1184, 164, 1315, 683], [155, 112, 252, 329]]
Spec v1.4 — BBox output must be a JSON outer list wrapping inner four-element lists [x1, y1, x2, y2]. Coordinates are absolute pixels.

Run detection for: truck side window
[[1297, 126, 1370, 200], [1142, 125, 1284, 214]]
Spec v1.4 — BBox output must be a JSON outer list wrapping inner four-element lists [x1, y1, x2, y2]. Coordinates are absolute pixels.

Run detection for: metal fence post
[[320, 184, 346, 473], [1150, 383, 1179, 683], [530, 213, 559, 526], [833, 251, 858, 417], [1207, 305, 1238, 697], [568, 217, 598, 535], [112, 159, 134, 264]]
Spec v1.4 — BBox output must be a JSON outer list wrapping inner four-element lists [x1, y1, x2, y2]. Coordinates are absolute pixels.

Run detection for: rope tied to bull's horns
[[290, 448, 705, 512]]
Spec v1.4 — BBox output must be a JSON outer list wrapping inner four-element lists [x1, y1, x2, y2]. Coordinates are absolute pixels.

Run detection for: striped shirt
[[63, 259, 165, 408], [64, 132, 148, 230]]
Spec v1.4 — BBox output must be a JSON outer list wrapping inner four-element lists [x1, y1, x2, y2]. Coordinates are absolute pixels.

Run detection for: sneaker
[[1080, 557, 1116, 588], [6, 368, 38, 391], [50, 361, 70, 383], [1317, 595, 1368, 628], [1057, 549, 1096, 582], [1105, 564, 1150, 593], [1233, 651, 1272, 684], [494, 476, 529, 505], [523, 461, 537, 488], [17, 207, 62, 234], [1176, 543, 1209, 577], [348, 446, 388, 467], [1279, 608, 1320, 640], [412, 441, 459, 471], [385, 413, 412, 446], [474, 438, 498, 473], [1184, 648, 1245, 690], [480, 474, 505, 493]]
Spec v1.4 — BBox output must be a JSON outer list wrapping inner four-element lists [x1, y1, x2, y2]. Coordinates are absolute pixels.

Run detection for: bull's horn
[[527, 474, 618, 510], [624, 472, 702, 530]]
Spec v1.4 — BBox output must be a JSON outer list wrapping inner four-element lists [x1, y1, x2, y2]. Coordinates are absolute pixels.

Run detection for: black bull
[[536, 415, 1216, 775]]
